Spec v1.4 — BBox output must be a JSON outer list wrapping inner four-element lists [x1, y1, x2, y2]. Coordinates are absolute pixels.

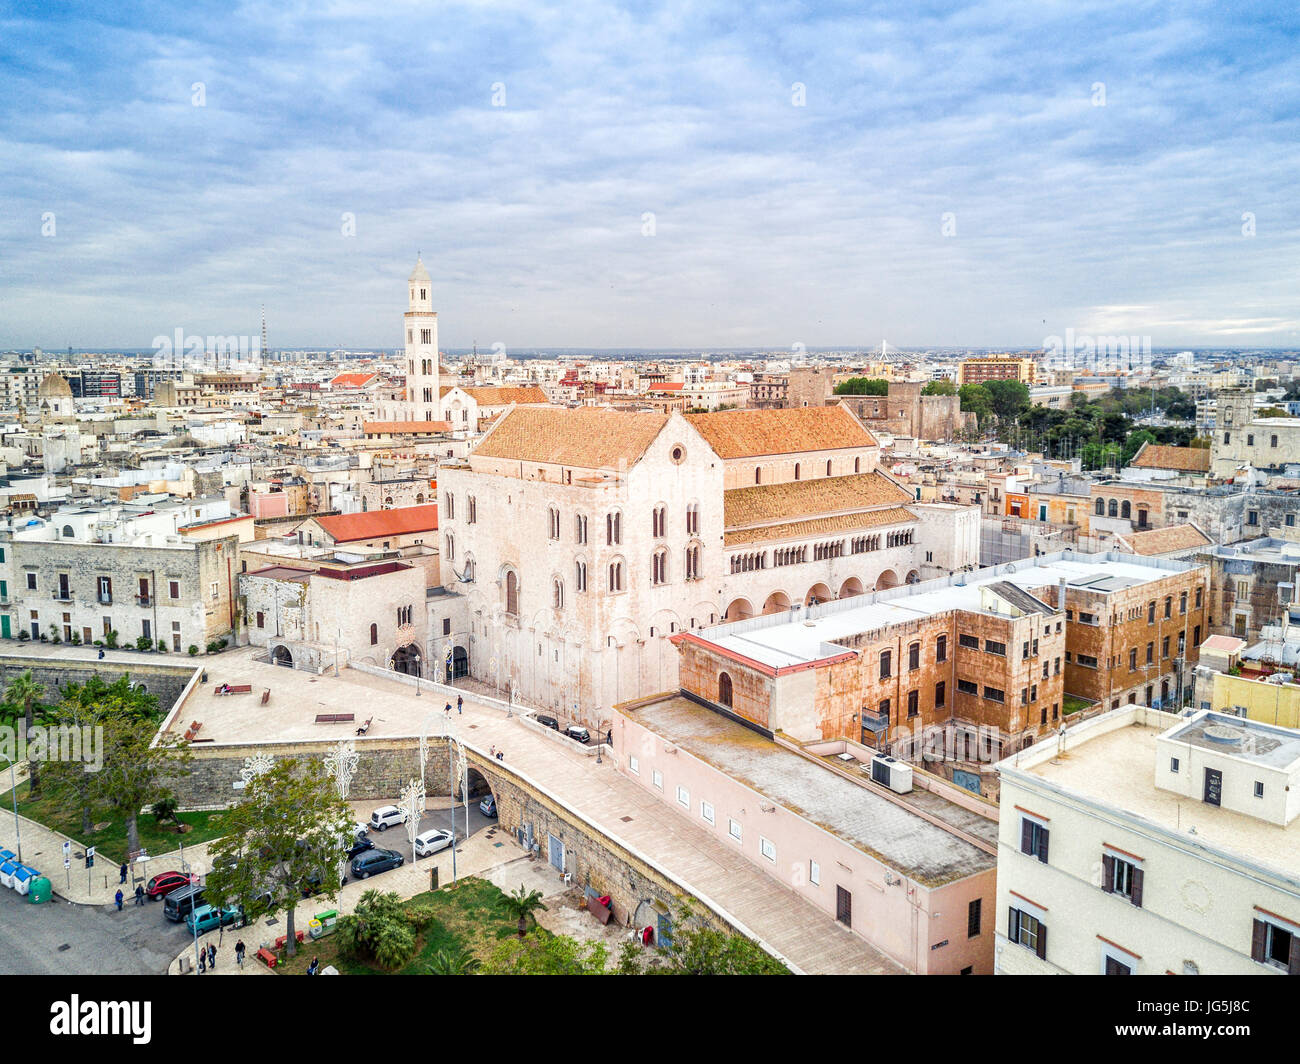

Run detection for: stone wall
[[0, 654, 198, 714]]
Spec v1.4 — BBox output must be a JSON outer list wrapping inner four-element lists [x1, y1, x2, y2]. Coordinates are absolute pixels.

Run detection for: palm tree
[[500, 884, 548, 938], [5, 671, 45, 797], [424, 947, 481, 975]]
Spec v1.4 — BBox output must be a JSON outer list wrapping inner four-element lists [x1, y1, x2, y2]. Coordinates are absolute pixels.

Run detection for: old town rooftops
[[686, 404, 877, 457], [471, 406, 669, 468], [724, 471, 913, 528], [686, 552, 1202, 671], [311, 503, 439, 543]]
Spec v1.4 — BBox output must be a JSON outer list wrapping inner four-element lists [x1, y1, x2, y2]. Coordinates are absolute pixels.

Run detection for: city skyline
[[3, 2, 1299, 350]]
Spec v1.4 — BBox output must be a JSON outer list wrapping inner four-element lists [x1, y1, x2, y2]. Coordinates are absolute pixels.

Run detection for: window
[[1077, 611, 1096, 625], [369, 623, 378, 645], [651, 548, 668, 586], [959, 633, 979, 649], [1008, 908, 1047, 959], [878, 698, 890, 723], [1020, 818, 1049, 862], [759, 837, 776, 862], [1129, 648, 1137, 671], [907, 690, 919, 718], [968, 898, 982, 938], [442, 618, 451, 636], [984, 640, 1006, 656], [552, 578, 564, 610], [935, 681, 946, 708], [1077, 653, 1098, 668], [1164, 596, 1172, 619], [700, 800, 714, 825], [983, 686, 1004, 703], [628, 755, 639, 775], [607, 561, 623, 593], [445, 494, 454, 520], [256, 611, 265, 628], [908, 642, 920, 670], [547, 507, 560, 540], [794, 463, 801, 481], [1103, 852, 1143, 906], [26, 572, 36, 591], [1094, 498, 1104, 516], [686, 503, 699, 534], [652, 770, 663, 791], [652, 505, 666, 538], [575, 560, 587, 593], [1108, 499, 1118, 517], [606, 511, 622, 545], [1254, 781, 1265, 798], [1121, 500, 1131, 519], [1104, 954, 1133, 976], [1252, 918, 1299, 973], [936, 634, 947, 662], [718, 672, 733, 708], [728, 818, 742, 842], [468, 497, 477, 524], [209, 581, 219, 601], [168, 580, 179, 599], [1146, 642, 1154, 664], [957, 678, 978, 696], [676, 785, 689, 808], [879, 649, 891, 679], [809, 859, 820, 886]]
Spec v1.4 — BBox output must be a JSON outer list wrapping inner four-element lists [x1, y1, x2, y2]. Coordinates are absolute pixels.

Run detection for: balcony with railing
[[51, 589, 74, 603]]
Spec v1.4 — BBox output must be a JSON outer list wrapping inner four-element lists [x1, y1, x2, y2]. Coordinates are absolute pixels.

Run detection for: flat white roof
[[702, 553, 1195, 670]]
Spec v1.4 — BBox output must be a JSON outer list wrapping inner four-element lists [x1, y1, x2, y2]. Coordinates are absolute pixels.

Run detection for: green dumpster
[[28, 877, 52, 904], [309, 909, 338, 939]]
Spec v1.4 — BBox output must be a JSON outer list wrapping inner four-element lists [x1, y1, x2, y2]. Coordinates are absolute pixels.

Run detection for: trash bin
[[0, 859, 16, 889], [430, 866, 439, 891], [28, 877, 51, 904], [13, 867, 34, 895], [311, 909, 338, 937]]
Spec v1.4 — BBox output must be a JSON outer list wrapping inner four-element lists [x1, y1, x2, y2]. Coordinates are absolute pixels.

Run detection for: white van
[[369, 805, 405, 831]]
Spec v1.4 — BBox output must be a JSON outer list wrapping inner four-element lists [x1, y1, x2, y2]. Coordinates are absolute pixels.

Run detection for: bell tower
[[404, 256, 440, 421]]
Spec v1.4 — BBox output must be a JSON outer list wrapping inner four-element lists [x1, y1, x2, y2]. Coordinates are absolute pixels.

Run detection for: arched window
[[652, 505, 666, 538], [61, 525, 74, 538], [652, 548, 668, 586], [415, 493, 424, 504], [552, 578, 564, 610], [879, 649, 892, 679], [1108, 499, 1118, 517], [794, 463, 801, 481], [1121, 500, 1131, 519], [369, 623, 378, 645], [755, 467, 762, 484], [575, 560, 587, 592], [854, 457, 861, 473], [1095, 498, 1104, 515], [685, 542, 700, 580], [505, 571, 519, 615], [718, 671, 733, 708], [826, 460, 832, 476], [686, 503, 699, 535], [607, 511, 622, 545], [608, 561, 624, 592], [445, 533, 455, 560], [908, 642, 920, 670]]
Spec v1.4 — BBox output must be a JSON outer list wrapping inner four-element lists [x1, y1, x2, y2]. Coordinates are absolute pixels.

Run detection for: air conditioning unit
[[870, 754, 913, 794]]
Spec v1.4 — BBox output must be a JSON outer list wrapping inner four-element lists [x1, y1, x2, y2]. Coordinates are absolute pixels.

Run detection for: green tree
[[655, 921, 789, 974], [3, 671, 46, 797], [499, 884, 549, 938], [833, 377, 889, 396], [150, 796, 181, 830], [93, 715, 191, 856], [921, 379, 956, 396], [204, 758, 352, 957], [983, 378, 1031, 421], [336, 890, 417, 970], [1121, 429, 1156, 466], [958, 383, 993, 425]]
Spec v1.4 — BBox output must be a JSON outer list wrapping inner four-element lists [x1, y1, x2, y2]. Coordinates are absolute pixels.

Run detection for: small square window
[[728, 818, 742, 842], [809, 859, 820, 886], [652, 769, 662, 791], [1170, 757, 1180, 774], [759, 837, 776, 862], [700, 800, 714, 825], [627, 755, 639, 775], [1254, 781, 1264, 798], [676, 785, 689, 808]]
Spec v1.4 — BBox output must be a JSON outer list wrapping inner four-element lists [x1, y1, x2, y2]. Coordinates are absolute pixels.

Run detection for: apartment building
[[995, 706, 1300, 975], [957, 356, 1035, 387]]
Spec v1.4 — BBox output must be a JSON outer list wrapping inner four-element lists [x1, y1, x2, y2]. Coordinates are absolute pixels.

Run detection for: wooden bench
[[315, 713, 354, 724], [183, 721, 202, 741], [214, 684, 253, 696], [274, 931, 305, 951], [256, 947, 278, 969], [355, 717, 372, 736], [261, 689, 270, 705]]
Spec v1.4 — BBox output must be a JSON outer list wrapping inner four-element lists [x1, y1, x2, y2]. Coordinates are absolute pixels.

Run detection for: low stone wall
[[0, 653, 199, 714]]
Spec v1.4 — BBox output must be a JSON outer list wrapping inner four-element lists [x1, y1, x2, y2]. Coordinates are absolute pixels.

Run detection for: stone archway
[[271, 644, 293, 668], [762, 590, 791, 615], [905, 569, 920, 584], [839, 577, 864, 599], [724, 597, 754, 621], [391, 643, 423, 677], [875, 569, 899, 591], [805, 583, 832, 606]]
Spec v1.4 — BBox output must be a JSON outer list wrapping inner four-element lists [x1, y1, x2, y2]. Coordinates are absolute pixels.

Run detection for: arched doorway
[[905, 570, 920, 584], [724, 598, 754, 621], [875, 569, 899, 591], [718, 671, 733, 708], [451, 645, 469, 680], [1160, 680, 1170, 706], [839, 577, 864, 598], [505, 570, 520, 615], [465, 765, 492, 801], [391, 644, 422, 677], [271, 644, 293, 668], [805, 582, 832, 606], [762, 590, 791, 615]]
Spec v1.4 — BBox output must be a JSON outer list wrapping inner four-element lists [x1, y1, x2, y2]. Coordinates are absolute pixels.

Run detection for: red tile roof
[[329, 373, 378, 389], [362, 420, 452, 434], [312, 504, 439, 543]]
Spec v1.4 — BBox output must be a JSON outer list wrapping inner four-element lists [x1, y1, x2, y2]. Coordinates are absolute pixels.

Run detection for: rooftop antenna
[[260, 304, 268, 358]]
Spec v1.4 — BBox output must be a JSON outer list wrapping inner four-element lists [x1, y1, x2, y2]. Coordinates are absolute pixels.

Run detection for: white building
[[995, 705, 1300, 975]]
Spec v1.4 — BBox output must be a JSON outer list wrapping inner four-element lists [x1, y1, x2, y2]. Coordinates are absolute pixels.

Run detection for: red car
[[146, 871, 197, 899]]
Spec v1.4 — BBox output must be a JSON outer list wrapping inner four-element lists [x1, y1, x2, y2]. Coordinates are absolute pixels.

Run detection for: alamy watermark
[[152, 328, 263, 372], [0, 725, 103, 773], [1042, 327, 1153, 374]]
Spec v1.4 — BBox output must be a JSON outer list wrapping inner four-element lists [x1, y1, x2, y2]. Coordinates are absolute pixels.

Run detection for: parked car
[[535, 714, 559, 730], [351, 848, 404, 879], [146, 870, 197, 900], [413, 829, 454, 858], [163, 883, 206, 922], [185, 903, 243, 935], [565, 725, 591, 745], [479, 794, 497, 817], [346, 835, 375, 860], [369, 805, 405, 832]]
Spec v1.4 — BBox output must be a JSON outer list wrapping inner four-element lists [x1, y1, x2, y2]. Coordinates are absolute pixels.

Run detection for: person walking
[[235, 940, 246, 969], [207, 943, 216, 971], [114, 889, 123, 911], [198, 949, 206, 974], [134, 884, 145, 906], [97, 648, 105, 660], [444, 702, 451, 716], [456, 695, 463, 715], [119, 862, 128, 884]]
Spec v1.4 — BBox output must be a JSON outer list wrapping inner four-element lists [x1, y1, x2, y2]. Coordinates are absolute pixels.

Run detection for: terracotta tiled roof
[[329, 373, 378, 389], [362, 420, 452, 434], [686, 405, 877, 457], [1115, 522, 1212, 556], [438, 385, 550, 406], [1130, 443, 1211, 473], [724, 506, 916, 546], [724, 472, 914, 528], [312, 504, 439, 543], [471, 406, 668, 469], [647, 382, 684, 391], [1201, 634, 1246, 653]]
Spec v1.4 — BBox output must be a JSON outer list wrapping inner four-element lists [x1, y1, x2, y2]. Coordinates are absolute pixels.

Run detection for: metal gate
[[548, 833, 565, 872], [836, 885, 852, 927], [657, 911, 673, 951]]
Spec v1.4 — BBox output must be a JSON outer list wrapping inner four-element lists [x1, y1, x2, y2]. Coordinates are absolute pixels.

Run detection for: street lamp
[[400, 778, 425, 865], [324, 740, 360, 888]]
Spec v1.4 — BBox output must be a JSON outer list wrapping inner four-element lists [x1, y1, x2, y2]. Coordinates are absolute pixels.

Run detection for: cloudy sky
[[2, 1, 1298, 351]]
